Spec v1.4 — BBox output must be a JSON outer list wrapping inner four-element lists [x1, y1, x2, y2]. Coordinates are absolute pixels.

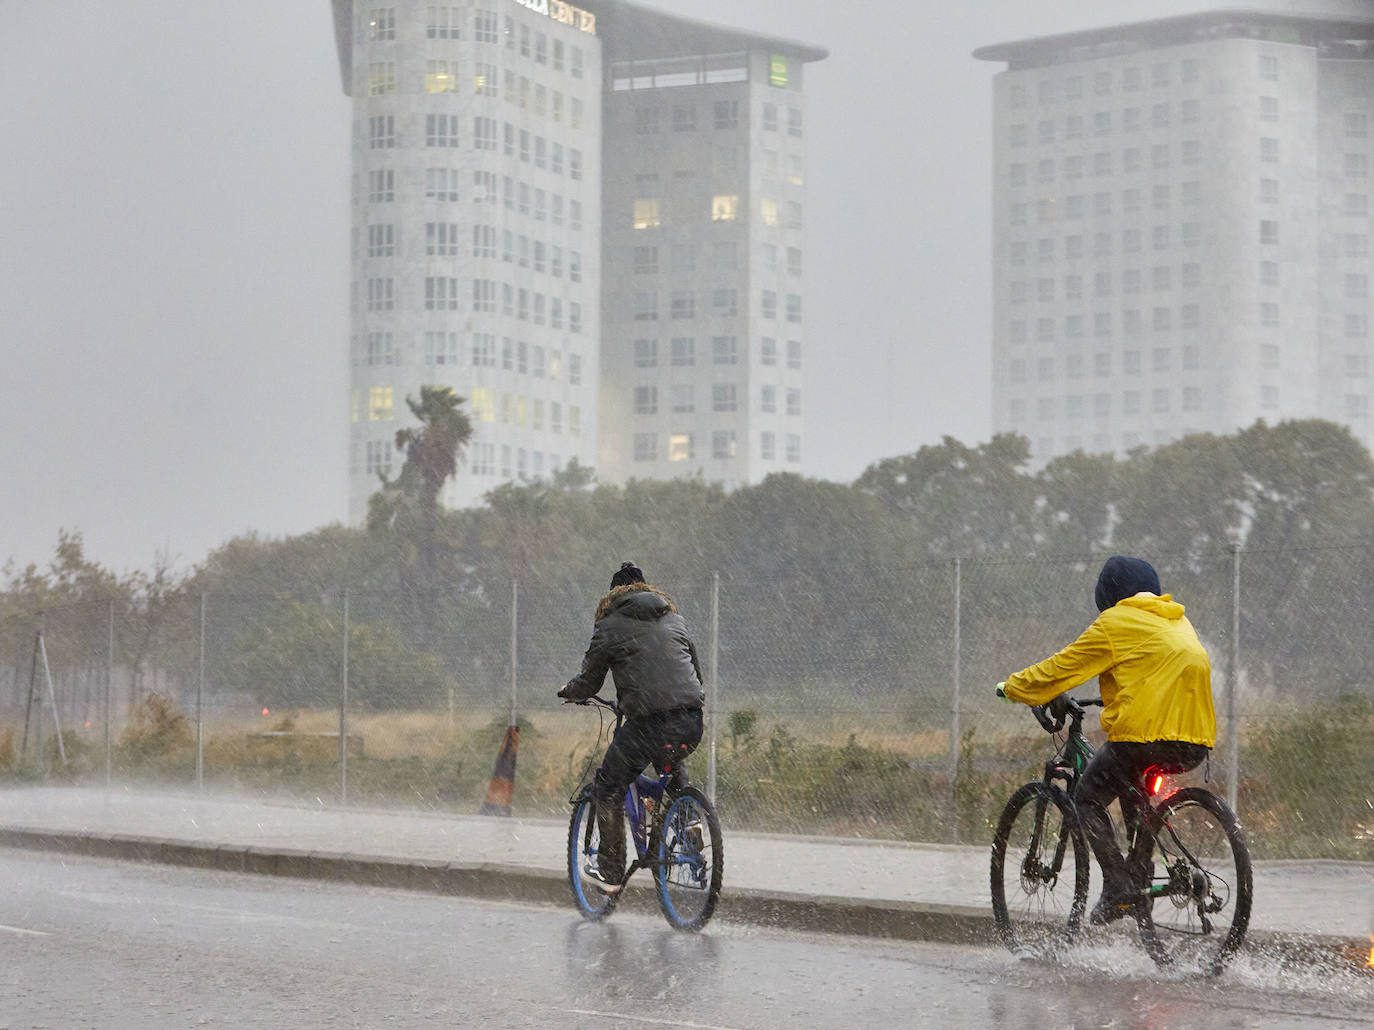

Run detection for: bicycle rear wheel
[[1136, 786, 1252, 975], [567, 791, 619, 920], [654, 786, 723, 931], [991, 781, 1091, 958]]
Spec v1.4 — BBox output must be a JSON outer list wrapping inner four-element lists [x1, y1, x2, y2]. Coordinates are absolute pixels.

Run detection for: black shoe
[[1089, 891, 1137, 926]]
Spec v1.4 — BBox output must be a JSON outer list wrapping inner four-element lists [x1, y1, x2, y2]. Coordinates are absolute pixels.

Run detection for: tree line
[[5, 394, 1374, 715]]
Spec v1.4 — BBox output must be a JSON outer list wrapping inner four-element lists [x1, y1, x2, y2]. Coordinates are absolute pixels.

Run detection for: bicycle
[[990, 694, 1252, 975], [565, 696, 724, 931]]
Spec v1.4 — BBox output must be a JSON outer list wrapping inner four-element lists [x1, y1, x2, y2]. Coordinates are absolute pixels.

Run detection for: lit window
[[368, 387, 394, 422], [668, 434, 694, 462], [712, 195, 739, 222], [633, 198, 661, 229]]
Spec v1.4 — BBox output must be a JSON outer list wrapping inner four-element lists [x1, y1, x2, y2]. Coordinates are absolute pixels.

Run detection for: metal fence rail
[[2, 548, 1371, 860]]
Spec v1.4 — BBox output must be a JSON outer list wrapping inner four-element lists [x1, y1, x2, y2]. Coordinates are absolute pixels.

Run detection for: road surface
[[2, 848, 1369, 1029]]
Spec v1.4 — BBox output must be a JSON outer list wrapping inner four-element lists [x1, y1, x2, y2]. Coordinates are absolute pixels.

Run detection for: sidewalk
[[2, 786, 1370, 953]]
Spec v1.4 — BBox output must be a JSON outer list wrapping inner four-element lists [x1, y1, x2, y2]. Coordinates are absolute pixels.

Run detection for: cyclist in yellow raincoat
[[997, 555, 1217, 924]]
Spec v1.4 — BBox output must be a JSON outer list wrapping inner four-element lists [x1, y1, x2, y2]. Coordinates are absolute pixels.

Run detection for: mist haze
[[1, 0, 1365, 573]]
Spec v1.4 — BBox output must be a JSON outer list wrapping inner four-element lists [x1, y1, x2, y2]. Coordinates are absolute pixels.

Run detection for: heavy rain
[[2, 0, 1373, 1027]]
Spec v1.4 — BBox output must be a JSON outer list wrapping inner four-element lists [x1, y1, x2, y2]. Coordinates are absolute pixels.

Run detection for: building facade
[[596, 9, 824, 488], [976, 10, 1374, 460], [331, 1, 823, 520]]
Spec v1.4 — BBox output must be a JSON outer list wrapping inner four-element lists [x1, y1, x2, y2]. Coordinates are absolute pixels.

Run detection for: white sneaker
[[581, 859, 623, 894]]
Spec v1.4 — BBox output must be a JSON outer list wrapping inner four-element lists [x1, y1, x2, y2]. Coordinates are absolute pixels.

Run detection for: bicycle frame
[[626, 771, 669, 860]]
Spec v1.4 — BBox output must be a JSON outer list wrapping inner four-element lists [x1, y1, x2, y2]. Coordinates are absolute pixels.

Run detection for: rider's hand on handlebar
[[995, 681, 1018, 704]]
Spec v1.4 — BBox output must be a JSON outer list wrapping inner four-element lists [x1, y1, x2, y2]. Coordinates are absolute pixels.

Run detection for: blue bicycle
[[565, 696, 724, 931]]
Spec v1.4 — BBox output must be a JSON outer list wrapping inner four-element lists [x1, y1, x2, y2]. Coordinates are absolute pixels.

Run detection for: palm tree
[[392, 385, 473, 546]]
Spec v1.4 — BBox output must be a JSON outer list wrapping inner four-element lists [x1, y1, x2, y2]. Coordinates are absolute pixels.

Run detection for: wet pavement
[[1, 785, 1370, 945]]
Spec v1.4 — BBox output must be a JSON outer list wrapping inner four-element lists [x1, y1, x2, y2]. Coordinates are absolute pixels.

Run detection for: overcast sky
[[1, 0, 1361, 576]]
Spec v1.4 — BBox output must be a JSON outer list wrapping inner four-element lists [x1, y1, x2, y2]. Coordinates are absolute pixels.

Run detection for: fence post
[[509, 579, 519, 727], [948, 557, 963, 844], [339, 588, 349, 806], [707, 571, 719, 806], [1227, 543, 1241, 813], [105, 597, 114, 787], [196, 592, 205, 793]]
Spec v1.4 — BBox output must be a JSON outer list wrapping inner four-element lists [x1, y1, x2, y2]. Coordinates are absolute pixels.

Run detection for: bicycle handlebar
[[1032, 695, 1103, 734], [564, 694, 620, 715]]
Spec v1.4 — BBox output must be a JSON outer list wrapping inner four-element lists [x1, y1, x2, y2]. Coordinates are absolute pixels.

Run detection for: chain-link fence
[[2, 548, 1371, 860]]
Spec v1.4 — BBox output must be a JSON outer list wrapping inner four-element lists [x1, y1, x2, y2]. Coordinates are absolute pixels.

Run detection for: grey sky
[[0, 0, 1360, 574]]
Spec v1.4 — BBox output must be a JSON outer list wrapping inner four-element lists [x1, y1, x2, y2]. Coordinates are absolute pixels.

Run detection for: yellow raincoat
[[1002, 593, 1216, 747]]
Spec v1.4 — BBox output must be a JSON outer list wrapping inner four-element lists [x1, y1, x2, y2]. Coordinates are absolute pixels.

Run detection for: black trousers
[[1074, 740, 1210, 896], [592, 707, 703, 882]]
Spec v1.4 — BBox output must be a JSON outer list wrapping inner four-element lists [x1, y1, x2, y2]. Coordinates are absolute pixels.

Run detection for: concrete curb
[[2, 826, 1366, 968]]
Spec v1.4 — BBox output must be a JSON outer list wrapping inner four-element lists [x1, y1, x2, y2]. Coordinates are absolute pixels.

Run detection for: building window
[[672, 384, 694, 413], [713, 288, 739, 317], [760, 431, 776, 462], [712, 431, 737, 460], [1259, 219, 1279, 245], [671, 337, 695, 366], [473, 8, 498, 42], [366, 439, 393, 476], [786, 434, 801, 463], [672, 104, 697, 132], [760, 337, 777, 366], [633, 246, 659, 275], [368, 386, 394, 422], [633, 433, 657, 462], [1259, 54, 1278, 80], [668, 434, 694, 462], [425, 60, 458, 94], [473, 117, 497, 150], [366, 277, 394, 311], [366, 331, 394, 367], [785, 295, 802, 323], [469, 224, 494, 258], [368, 169, 395, 203], [367, 115, 395, 149], [711, 195, 739, 222], [787, 340, 802, 369], [712, 336, 738, 365], [367, 62, 396, 95], [425, 114, 459, 147], [634, 198, 661, 229], [714, 100, 739, 129], [367, 223, 395, 258], [671, 290, 696, 320], [634, 386, 658, 415], [1259, 137, 1279, 163], [786, 388, 802, 417]]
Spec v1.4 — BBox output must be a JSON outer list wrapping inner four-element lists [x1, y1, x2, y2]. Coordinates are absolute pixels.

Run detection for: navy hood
[[1095, 555, 1162, 612]]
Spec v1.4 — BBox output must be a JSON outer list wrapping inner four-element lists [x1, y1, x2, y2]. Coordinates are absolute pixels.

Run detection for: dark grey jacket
[[562, 587, 705, 717]]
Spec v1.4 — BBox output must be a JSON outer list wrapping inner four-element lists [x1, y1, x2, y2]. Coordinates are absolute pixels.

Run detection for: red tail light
[[1150, 773, 1165, 795]]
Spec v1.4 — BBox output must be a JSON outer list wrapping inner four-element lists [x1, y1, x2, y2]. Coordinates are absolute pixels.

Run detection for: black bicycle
[[565, 696, 724, 931], [990, 695, 1252, 975]]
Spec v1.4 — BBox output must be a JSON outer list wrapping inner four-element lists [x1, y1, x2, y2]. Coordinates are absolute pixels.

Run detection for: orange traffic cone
[[478, 724, 519, 816]]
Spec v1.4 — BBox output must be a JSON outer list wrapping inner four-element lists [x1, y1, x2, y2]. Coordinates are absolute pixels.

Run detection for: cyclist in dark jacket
[[558, 562, 705, 891]]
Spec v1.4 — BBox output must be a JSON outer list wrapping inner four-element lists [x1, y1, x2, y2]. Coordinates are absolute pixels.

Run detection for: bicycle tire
[[990, 781, 1091, 958], [654, 786, 723, 932], [1135, 786, 1252, 975], [567, 790, 619, 920]]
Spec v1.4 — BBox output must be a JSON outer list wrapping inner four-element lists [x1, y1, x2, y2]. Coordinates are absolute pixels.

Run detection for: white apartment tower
[[332, 1, 603, 520], [976, 10, 1374, 459], [331, 2, 824, 520]]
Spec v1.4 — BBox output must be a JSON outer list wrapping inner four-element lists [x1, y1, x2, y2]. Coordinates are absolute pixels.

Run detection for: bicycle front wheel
[[655, 786, 723, 931], [990, 781, 1090, 958], [1136, 787, 1252, 975], [567, 791, 619, 920]]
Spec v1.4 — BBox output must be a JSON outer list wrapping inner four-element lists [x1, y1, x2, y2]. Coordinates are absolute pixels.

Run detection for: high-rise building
[[596, 8, 824, 488], [976, 9, 1374, 459], [330, 2, 823, 520]]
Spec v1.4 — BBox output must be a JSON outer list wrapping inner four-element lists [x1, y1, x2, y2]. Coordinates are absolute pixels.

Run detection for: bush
[[116, 692, 193, 773]]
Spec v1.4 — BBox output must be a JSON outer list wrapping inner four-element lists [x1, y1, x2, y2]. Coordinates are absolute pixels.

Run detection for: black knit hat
[[1094, 555, 1162, 612], [610, 561, 645, 589]]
